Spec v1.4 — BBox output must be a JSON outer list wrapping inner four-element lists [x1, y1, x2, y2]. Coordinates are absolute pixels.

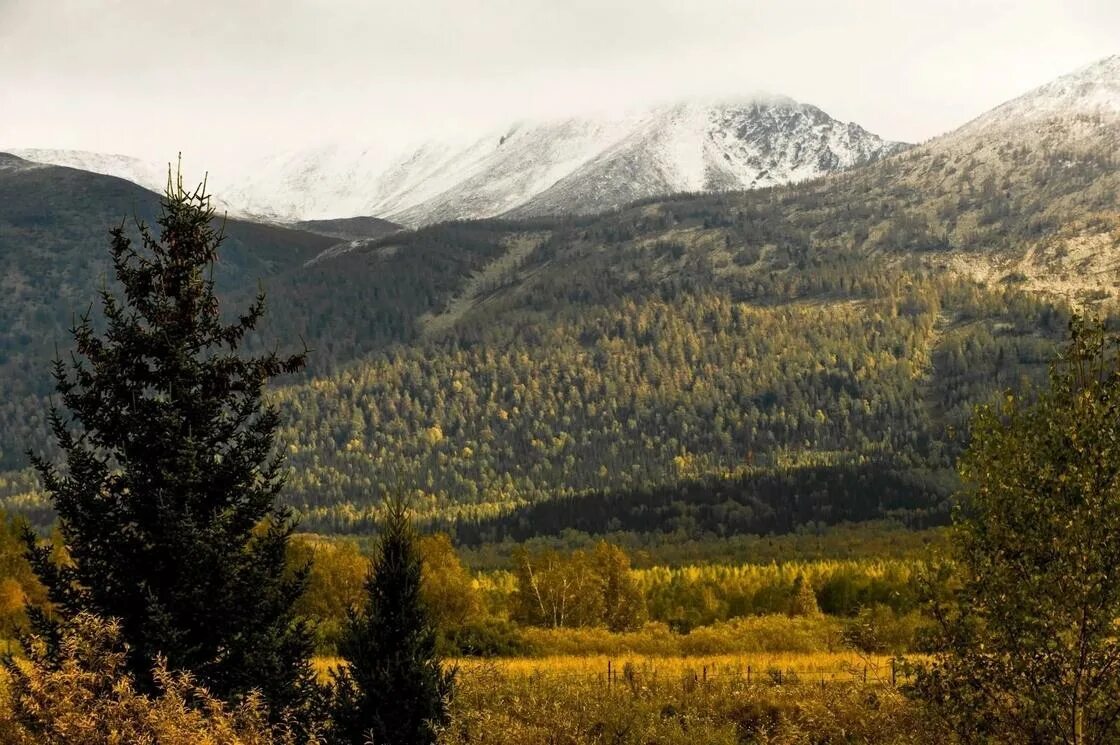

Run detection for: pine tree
[[25, 173, 317, 723], [330, 500, 453, 745]]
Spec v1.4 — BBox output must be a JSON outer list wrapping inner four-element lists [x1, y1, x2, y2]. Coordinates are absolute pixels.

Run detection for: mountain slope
[[954, 54, 1120, 136], [7, 148, 173, 194], [5, 148, 249, 216], [0, 154, 336, 464], [813, 54, 1120, 302], [293, 216, 403, 241]]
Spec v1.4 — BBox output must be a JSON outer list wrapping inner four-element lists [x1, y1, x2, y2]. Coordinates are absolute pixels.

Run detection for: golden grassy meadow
[[308, 651, 929, 744]]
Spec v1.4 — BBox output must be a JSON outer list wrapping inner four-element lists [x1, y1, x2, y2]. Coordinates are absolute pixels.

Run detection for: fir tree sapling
[[330, 500, 454, 745]]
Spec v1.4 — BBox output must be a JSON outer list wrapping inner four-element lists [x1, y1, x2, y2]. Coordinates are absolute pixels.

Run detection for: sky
[[1, 0, 1118, 166]]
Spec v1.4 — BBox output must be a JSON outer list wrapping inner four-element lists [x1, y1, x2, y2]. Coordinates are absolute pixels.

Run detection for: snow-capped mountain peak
[[958, 54, 1120, 135], [227, 94, 905, 225], [7, 94, 906, 226]]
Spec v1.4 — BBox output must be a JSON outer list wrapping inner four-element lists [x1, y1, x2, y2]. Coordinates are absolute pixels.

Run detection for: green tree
[[25, 175, 317, 722], [913, 317, 1120, 743], [330, 501, 453, 745]]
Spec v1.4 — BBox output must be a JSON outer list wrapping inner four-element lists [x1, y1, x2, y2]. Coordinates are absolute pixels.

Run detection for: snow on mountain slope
[[5, 148, 246, 216], [9, 95, 903, 226], [954, 55, 1120, 137], [505, 97, 903, 220], [0, 152, 48, 173], [6, 148, 174, 194], [225, 116, 645, 224], [228, 95, 905, 226]]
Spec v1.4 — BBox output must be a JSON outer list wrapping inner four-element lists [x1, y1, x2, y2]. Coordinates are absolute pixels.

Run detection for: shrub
[[517, 615, 845, 657], [439, 619, 531, 657], [0, 613, 314, 745]]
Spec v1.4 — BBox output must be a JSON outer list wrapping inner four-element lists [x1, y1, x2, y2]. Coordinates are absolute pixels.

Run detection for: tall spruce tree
[[25, 173, 317, 722], [330, 500, 453, 745]]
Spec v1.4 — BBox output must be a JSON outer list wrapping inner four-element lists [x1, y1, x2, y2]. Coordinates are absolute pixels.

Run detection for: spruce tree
[[330, 500, 453, 745], [788, 574, 820, 617], [25, 173, 317, 722]]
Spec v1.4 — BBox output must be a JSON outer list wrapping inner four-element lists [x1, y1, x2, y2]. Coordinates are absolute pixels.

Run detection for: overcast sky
[[1, 0, 1117, 166]]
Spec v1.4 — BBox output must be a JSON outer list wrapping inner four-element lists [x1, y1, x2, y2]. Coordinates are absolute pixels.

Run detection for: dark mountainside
[[294, 216, 403, 241]]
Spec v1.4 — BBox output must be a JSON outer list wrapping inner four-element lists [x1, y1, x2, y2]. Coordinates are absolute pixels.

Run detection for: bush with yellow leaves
[[0, 613, 317, 745]]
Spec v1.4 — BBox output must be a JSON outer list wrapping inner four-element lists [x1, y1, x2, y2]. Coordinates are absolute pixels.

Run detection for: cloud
[[1, 0, 1117, 168]]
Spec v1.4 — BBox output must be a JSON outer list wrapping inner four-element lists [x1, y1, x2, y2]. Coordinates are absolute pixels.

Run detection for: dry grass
[[455, 652, 901, 684], [442, 653, 936, 744], [316, 651, 908, 685]]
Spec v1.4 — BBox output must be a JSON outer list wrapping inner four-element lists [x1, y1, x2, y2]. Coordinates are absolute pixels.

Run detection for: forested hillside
[[0, 155, 336, 470]]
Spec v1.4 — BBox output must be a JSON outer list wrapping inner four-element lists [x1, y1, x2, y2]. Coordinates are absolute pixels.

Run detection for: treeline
[[457, 520, 949, 570], [0, 516, 927, 658], [447, 462, 953, 545], [281, 531, 932, 656]]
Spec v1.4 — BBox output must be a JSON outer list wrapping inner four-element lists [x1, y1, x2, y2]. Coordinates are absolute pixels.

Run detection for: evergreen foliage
[[913, 317, 1120, 742], [331, 500, 453, 745], [24, 175, 317, 722], [788, 574, 820, 617]]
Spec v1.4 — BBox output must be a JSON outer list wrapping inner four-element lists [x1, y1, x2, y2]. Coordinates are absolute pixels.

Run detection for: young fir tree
[[25, 173, 317, 723], [912, 317, 1120, 743], [330, 500, 453, 745], [788, 574, 820, 617]]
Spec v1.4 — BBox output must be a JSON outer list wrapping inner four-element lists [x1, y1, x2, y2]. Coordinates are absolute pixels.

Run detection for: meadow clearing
[[441, 653, 928, 744], [308, 652, 931, 744]]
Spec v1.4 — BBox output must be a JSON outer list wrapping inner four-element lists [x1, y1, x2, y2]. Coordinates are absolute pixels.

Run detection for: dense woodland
[[206, 267, 1069, 535]]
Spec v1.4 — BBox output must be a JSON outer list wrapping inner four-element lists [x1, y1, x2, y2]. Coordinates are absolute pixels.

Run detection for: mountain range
[[10, 95, 903, 226], [1, 55, 1118, 538]]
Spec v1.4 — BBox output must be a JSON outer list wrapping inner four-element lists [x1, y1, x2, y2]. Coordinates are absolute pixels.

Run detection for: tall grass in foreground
[[441, 656, 938, 744]]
